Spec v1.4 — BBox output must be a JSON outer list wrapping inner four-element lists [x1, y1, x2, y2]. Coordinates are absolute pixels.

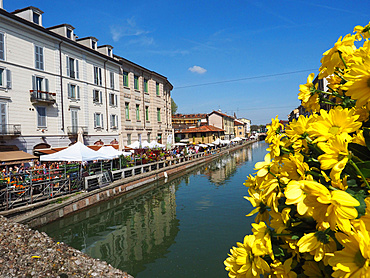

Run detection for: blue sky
[[4, 0, 370, 124]]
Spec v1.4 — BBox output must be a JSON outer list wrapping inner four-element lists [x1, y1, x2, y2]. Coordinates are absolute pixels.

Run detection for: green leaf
[[363, 127, 370, 152], [354, 161, 370, 178], [349, 143, 370, 161], [346, 189, 367, 218]]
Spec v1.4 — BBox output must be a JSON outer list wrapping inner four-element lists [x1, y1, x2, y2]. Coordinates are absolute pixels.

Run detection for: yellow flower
[[317, 134, 349, 182], [303, 181, 360, 232], [281, 153, 310, 181], [302, 261, 329, 278], [224, 235, 270, 278], [329, 220, 370, 277], [254, 153, 273, 178], [251, 222, 274, 259], [342, 55, 370, 108], [353, 22, 370, 40], [297, 231, 337, 264], [266, 116, 283, 144], [270, 208, 292, 234], [307, 107, 362, 143], [285, 180, 310, 216], [270, 258, 297, 278], [319, 34, 356, 79], [245, 191, 270, 224]]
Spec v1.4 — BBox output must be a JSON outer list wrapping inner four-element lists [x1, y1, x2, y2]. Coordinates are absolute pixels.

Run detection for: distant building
[[175, 125, 224, 144], [238, 118, 251, 137], [172, 113, 207, 131], [208, 110, 235, 140], [234, 119, 246, 138]]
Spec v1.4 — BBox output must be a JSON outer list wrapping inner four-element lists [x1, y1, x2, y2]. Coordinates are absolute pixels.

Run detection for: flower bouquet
[[224, 22, 370, 277]]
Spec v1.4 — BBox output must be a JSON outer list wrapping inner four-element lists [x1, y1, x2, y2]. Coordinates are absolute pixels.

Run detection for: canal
[[38, 141, 268, 277]]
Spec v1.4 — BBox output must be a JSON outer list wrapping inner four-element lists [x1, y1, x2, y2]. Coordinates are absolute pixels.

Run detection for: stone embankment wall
[[0, 215, 133, 278]]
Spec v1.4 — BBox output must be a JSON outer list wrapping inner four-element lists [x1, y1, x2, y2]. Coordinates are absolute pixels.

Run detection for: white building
[[0, 2, 172, 155]]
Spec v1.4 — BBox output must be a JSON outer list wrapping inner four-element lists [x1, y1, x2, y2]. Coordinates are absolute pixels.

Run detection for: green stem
[[338, 51, 348, 69], [348, 159, 370, 189]]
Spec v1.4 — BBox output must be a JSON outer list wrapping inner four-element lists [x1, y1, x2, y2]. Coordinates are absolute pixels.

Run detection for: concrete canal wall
[[2, 140, 255, 228]]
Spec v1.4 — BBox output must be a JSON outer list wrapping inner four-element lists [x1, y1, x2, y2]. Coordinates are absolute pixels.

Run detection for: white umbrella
[[174, 142, 187, 146], [231, 137, 242, 142], [40, 142, 111, 162], [128, 141, 140, 149], [97, 146, 124, 159], [150, 140, 165, 148], [212, 138, 222, 145], [141, 140, 151, 148], [197, 144, 208, 148]]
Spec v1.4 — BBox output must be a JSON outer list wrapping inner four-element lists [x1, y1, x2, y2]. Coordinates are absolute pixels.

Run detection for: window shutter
[[6, 70, 11, 89], [68, 84, 71, 98], [40, 47, 44, 70], [99, 68, 102, 86], [94, 113, 97, 128], [66, 56, 69, 77], [75, 60, 79, 79], [0, 33, 4, 60], [110, 115, 113, 128], [45, 78, 49, 93], [99, 91, 102, 103], [101, 114, 103, 128], [115, 95, 117, 106], [77, 86, 80, 100], [32, 75, 36, 92]]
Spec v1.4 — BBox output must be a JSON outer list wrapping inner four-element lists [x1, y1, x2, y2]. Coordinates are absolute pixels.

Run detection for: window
[[125, 102, 130, 120], [66, 29, 72, 39], [127, 134, 131, 145], [0, 102, 7, 133], [156, 82, 160, 96], [94, 113, 103, 128], [92, 41, 96, 49], [136, 104, 140, 120], [33, 12, 40, 24], [71, 109, 78, 133], [109, 93, 117, 106], [67, 84, 80, 99], [110, 114, 118, 129], [145, 106, 149, 121], [147, 133, 151, 142], [93, 89, 102, 103], [110, 72, 114, 89], [0, 68, 11, 89], [36, 107, 46, 127], [32, 75, 49, 93], [93, 66, 102, 86], [66, 57, 79, 79], [123, 71, 129, 87], [35, 45, 44, 70], [108, 48, 111, 56], [144, 78, 148, 93], [0, 33, 4, 61], [157, 108, 161, 122], [134, 75, 139, 90]]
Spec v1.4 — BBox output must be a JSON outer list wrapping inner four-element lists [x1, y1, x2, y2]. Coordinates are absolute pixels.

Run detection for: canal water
[[38, 141, 268, 278]]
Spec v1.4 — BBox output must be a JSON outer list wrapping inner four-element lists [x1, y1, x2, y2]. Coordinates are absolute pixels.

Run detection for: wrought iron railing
[[67, 126, 88, 135], [0, 124, 21, 136], [30, 90, 56, 103]]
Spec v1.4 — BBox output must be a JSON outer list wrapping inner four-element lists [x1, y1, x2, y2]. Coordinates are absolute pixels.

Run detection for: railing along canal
[[0, 141, 250, 211]]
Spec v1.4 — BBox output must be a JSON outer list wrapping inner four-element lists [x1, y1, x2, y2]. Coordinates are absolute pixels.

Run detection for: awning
[[0, 150, 37, 164]]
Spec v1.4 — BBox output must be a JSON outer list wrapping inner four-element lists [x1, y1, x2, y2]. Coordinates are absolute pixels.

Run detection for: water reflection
[[39, 143, 267, 277]]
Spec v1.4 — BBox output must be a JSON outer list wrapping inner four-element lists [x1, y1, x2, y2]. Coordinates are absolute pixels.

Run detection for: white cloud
[[188, 65, 207, 74], [110, 17, 151, 43]]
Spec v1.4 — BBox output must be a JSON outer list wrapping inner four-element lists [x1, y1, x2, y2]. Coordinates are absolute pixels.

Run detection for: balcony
[[67, 126, 88, 135], [30, 90, 56, 104], [0, 124, 21, 136]]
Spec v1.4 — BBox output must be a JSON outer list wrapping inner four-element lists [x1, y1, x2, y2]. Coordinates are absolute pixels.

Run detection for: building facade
[[238, 118, 251, 137], [0, 2, 172, 154], [208, 110, 235, 140], [234, 119, 246, 138]]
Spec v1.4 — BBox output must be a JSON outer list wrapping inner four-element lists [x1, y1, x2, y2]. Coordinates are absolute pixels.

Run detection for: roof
[[35, 144, 119, 154], [234, 119, 244, 125], [178, 125, 225, 134], [172, 113, 207, 119], [47, 23, 75, 30], [0, 151, 37, 164], [209, 110, 235, 120], [11, 6, 44, 14]]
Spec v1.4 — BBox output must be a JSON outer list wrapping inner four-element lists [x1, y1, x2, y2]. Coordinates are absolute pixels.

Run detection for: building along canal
[[38, 141, 268, 278]]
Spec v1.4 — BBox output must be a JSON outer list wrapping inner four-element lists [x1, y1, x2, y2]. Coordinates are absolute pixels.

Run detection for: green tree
[[171, 98, 178, 115]]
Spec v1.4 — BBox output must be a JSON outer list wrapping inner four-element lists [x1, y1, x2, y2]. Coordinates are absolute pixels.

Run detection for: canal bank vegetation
[[225, 22, 370, 277]]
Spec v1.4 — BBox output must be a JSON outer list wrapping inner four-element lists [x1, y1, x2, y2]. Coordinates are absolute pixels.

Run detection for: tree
[[171, 98, 178, 115]]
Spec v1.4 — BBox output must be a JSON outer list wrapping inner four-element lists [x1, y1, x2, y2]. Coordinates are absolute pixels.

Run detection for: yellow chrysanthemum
[[245, 190, 270, 224], [317, 134, 349, 182], [251, 222, 274, 259], [342, 56, 370, 108], [353, 22, 370, 40], [307, 107, 362, 143], [297, 231, 337, 264], [303, 181, 360, 232], [329, 220, 370, 277], [285, 180, 310, 216], [266, 116, 283, 144], [281, 153, 310, 181], [319, 34, 356, 79], [270, 208, 292, 234], [224, 235, 270, 278], [270, 258, 297, 278], [302, 261, 329, 278]]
